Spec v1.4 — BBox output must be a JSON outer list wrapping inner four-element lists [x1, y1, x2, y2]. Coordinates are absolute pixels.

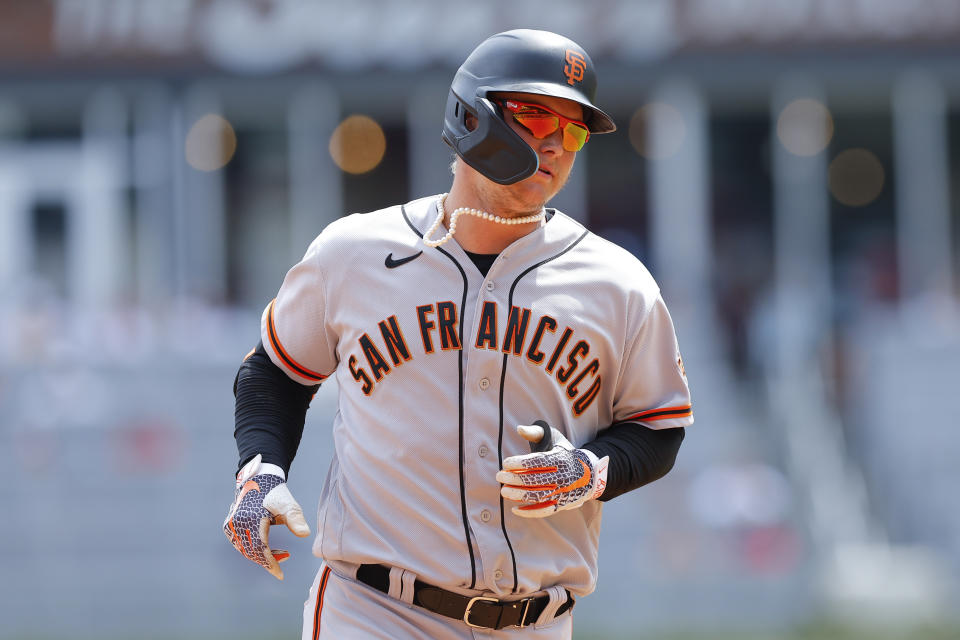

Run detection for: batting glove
[[223, 454, 311, 580], [497, 421, 609, 518]]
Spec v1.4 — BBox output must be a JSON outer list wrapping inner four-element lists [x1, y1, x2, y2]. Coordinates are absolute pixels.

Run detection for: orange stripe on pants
[[312, 566, 332, 640]]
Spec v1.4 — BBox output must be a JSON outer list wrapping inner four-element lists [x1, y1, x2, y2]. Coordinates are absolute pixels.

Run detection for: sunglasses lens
[[562, 123, 589, 151], [513, 112, 560, 139], [504, 101, 590, 151]]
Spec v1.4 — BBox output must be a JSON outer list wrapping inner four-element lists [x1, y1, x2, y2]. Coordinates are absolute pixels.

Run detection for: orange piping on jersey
[[266, 299, 328, 382], [625, 405, 693, 422], [243, 348, 255, 361], [312, 566, 332, 640]]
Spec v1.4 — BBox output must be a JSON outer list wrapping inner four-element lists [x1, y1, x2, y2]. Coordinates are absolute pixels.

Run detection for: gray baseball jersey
[[261, 194, 693, 599]]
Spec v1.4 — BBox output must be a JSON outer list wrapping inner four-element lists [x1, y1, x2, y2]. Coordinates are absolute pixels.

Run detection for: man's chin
[[510, 180, 557, 208]]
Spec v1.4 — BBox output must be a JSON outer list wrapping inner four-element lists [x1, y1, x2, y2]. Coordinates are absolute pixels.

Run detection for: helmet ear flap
[[441, 95, 539, 185]]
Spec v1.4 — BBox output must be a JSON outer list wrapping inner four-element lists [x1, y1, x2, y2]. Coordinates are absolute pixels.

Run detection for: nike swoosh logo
[[385, 251, 423, 269], [557, 460, 591, 494]]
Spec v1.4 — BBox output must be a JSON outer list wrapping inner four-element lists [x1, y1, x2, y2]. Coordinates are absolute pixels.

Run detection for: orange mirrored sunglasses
[[500, 99, 591, 152]]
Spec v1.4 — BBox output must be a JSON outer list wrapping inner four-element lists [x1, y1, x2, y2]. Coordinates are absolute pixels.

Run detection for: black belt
[[355, 564, 573, 630]]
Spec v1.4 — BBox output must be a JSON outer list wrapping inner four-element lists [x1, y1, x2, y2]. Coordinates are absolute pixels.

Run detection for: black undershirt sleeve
[[233, 341, 320, 476], [581, 423, 685, 502]]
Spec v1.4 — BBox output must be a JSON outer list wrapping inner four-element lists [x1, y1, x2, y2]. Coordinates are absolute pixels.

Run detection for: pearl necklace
[[422, 193, 546, 248]]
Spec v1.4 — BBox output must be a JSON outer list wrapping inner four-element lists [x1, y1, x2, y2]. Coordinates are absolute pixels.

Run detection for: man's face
[[466, 92, 585, 215]]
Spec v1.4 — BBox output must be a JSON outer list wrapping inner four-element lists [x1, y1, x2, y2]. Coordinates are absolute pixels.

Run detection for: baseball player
[[224, 29, 692, 639]]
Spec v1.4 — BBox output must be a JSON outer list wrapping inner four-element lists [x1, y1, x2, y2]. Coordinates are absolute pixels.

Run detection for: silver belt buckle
[[463, 596, 499, 628]]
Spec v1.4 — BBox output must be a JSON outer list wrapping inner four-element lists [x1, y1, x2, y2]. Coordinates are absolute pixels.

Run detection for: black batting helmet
[[441, 29, 616, 185]]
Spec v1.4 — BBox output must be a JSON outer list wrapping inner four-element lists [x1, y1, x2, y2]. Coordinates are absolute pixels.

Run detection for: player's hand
[[497, 421, 609, 518], [222, 454, 311, 580]]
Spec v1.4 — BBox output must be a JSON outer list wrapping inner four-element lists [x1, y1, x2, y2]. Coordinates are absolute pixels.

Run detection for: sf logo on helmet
[[564, 49, 586, 86]]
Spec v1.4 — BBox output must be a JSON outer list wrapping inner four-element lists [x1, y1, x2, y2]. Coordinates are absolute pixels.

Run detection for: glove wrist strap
[[581, 449, 609, 500], [258, 462, 286, 480], [236, 454, 286, 485]]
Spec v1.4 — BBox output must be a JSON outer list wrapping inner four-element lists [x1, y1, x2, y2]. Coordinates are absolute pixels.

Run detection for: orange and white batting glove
[[222, 454, 311, 580], [497, 421, 609, 518]]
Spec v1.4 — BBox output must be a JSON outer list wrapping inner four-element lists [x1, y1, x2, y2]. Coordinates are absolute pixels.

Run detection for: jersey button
[[478, 445, 489, 458], [480, 509, 491, 522], [493, 570, 504, 580], [485, 281, 495, 291], [478, 377, 490, 390]]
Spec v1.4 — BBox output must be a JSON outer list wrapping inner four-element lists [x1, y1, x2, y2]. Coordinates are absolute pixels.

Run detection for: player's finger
[[497, 471, 555, 492], [500, 486, 549, 503], [516, 423, 545, 443], [497, 467, 559, 486], [263, 546, 286, 580], [528, 420, 556, 453], [499, 466, 558, 483], [257, 519, 285, 580], [500, 486, 522, 501], [501, 452, 551, 470], [283, 506, 311, 537], [264, 484, 312, 537], [265, 560, 284, 580], [496, 470, 524, 484], [511, 502, 557, 518]]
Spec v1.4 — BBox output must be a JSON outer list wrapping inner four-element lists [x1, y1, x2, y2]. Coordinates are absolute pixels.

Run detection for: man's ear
[[465, 113, 478, 132]]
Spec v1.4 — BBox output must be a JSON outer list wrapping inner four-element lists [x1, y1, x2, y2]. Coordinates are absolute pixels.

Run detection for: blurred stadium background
[[1, 1, 959, 638]]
